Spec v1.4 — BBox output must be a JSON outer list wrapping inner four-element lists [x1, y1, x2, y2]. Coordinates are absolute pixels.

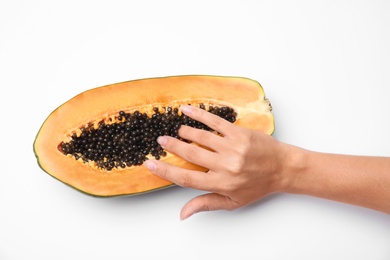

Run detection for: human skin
[[144, 105, 390, 220]]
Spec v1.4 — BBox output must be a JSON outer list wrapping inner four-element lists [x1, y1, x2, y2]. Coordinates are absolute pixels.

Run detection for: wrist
[[278, 144, 309, 194]]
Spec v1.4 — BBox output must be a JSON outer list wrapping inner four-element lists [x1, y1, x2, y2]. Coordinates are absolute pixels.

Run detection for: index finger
[[180, 105, 236, 137]]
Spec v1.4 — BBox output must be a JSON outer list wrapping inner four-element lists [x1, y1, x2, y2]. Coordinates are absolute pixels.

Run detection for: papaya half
[[33, 75, 274, 197]]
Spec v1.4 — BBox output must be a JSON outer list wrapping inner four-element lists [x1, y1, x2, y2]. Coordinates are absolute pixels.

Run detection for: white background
[[1, 0, 389, 259]]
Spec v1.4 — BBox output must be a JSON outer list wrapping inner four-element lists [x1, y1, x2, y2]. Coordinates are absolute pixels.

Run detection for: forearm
[[283, 145, 390, 214]]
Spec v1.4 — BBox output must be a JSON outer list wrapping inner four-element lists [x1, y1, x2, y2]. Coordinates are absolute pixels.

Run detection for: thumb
[[180, 193, 238, 220]]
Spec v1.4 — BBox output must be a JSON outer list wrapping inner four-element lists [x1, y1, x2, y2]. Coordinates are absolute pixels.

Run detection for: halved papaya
[[33, 75, 274, 197]]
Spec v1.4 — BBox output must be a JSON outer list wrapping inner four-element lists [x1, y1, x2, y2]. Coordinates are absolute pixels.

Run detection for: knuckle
[[235, 130, 251, 144], [194, 106, 206, 117], [223, 197, 241, 211], [221, 177, 243, 193], [208, 116, 224, 131], [157, 163, 170, 179], [226, 156, 246, 173], [177, 173, 193, 188], [233, 134, 253, 156], [184, 146, 199, 162], [195, 129, 212, 143]]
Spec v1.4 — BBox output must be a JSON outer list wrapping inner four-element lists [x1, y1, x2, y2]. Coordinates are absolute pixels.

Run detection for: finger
[[180, 105, 236, 137], [157, 135, 220, 170], [178, 125, 229, 152], [143, 160, 216, 191], [180, 193, 240, 220]]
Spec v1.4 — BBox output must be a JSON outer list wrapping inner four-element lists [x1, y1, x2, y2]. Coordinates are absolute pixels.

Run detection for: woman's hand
[[144, 105, 390, 219], [144, 105, 292, 220]]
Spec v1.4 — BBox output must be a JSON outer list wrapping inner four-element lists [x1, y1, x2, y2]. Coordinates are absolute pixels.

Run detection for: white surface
[[1, 0, 389, 259]]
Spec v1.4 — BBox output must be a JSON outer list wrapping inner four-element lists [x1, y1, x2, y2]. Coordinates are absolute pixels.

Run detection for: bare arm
[[144, 105, 390, 220], [286, 147, 390, 214]]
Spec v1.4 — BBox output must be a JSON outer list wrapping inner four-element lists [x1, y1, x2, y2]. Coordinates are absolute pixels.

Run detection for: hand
[[144, 105, 291, 220]]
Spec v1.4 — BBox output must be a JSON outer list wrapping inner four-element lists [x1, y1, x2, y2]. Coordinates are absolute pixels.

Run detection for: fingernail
[[144, 160, 157, 172], [180, 211, 193, 221], [157, 136, 168, 146], [180, 105, 193, 114]]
